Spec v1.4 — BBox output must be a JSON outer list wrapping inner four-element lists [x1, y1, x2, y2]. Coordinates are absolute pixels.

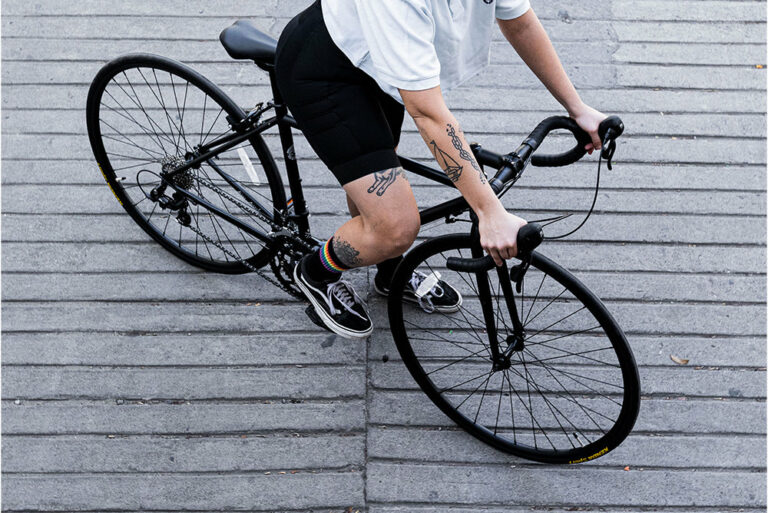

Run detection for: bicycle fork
[[469, 226, 529, 371]]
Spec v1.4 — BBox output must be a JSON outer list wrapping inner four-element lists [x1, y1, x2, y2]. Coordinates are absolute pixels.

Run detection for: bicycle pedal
[[305, 305, 332, 333]]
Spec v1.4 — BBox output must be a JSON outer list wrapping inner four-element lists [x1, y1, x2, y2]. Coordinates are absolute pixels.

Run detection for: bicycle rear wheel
[[86, 53, 286, 273], [387, 234, 641, 464]]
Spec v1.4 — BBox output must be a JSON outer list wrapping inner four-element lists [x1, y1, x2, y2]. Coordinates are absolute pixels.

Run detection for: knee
[[375, 211, 420, 257]]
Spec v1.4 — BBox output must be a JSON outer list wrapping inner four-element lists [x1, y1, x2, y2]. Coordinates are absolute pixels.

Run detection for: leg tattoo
[[332, 237, 362, 267], [367, 167, 404, 196]]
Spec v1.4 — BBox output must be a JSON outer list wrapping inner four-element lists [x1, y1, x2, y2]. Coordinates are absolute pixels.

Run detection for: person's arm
[[400, 87, 526, 265], [497, 9, 606, 150]]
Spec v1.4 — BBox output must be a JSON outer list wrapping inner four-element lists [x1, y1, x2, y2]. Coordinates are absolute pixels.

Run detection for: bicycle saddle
[[220, 20, 277, 68]]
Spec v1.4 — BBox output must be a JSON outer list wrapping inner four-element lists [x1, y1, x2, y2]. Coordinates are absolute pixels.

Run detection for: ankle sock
[[304, 237, 350, 283], [375, 256, 404, 289]]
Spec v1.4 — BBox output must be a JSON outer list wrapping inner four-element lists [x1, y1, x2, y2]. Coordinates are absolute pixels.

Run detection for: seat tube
[[270, 70, 310, 233]]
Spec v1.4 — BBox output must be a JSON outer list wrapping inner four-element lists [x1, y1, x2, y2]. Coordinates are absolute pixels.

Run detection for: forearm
[[413, 112, 504, 217], [498, 10, 585, 116]]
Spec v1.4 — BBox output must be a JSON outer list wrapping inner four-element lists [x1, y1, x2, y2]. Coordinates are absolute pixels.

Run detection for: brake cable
[[535, 133, 616, 240]]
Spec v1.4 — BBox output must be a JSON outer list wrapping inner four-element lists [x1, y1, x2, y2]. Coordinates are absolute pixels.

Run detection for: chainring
[[269, 239, 309, 298]]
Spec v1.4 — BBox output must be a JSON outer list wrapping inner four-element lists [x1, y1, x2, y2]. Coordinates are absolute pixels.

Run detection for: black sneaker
[[374, 270, 462, 313], [294, 257, 373, 339]]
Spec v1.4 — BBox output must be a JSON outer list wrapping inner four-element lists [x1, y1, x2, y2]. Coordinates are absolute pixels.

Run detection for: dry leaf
[[670, 355, 689, 365], [623, 466, 630, 471]]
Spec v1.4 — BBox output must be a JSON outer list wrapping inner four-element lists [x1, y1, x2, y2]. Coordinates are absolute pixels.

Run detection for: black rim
[[388, 234, 640, 464], [86, 54, 285, 272]]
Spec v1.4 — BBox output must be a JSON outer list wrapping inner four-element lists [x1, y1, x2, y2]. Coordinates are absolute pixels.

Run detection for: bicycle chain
[[180, 174, 308, 300], [186, 220, 305, 300], [193, 175, 281, 231]]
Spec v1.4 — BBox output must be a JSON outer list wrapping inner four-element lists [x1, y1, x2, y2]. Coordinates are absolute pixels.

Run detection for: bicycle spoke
[[100, 118, 165, 160], [493, 372, 504, 435], [502, 371, 517, 444], [425, 346, 488, 376], [528, 337, 619, 367], [526, 326, 606, 348], [403, 320, 488, 355], [441, 370, 493, 396], [199, 93, 208, 146], [523, 271, 548, 325], [197, 167, 260, 255], [120, 72, 181, 154], [517, 345, 613, 365], [508, 359, 593, 444], [473, 372, 493, 424], [519, 350, 580, 448], [501, 367, 557, 450], [103, 86, 173, 153], [137, 68, 191, 153], [523, 285, 569, 328], [424, 258, 490, 347], [525, 305, 587, 342], [510, 357, 614, 430], [201, 107, 225, 146], [524, 350, 624, 398]]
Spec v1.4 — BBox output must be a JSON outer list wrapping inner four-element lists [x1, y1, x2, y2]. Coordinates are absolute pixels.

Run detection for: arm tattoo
[[429, 140, 463, 183], [367, 167, 403, 196], [446, 124, 485, 183], [332, 237, 362, 267]]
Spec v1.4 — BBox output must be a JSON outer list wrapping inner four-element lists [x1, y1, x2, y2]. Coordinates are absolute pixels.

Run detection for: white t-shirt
[[321, 0, 531, 103]]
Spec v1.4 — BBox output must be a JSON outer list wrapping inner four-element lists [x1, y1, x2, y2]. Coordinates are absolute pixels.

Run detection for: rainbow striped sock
[[320, 238, 349, 274]]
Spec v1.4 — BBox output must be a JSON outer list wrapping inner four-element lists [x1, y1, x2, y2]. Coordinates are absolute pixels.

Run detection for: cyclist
[[275, 0, 607, 339]]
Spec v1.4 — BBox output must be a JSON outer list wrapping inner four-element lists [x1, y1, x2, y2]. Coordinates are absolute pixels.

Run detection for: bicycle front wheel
[[86, 53, 286, 273], [387, 234, 641, 464]]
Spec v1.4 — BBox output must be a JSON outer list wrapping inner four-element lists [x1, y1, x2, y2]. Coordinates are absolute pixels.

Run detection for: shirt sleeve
[[353, 0, 441, 91], [495, 0, 531, 20]]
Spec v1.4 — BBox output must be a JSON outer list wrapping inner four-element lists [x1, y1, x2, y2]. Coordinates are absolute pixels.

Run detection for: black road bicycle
[[86, 20, 640, 464]]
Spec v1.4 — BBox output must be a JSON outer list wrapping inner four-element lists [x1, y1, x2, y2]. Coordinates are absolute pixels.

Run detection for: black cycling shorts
[[275, 0, 405, 186]]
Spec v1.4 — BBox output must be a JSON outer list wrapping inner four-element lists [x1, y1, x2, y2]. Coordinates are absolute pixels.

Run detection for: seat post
[[269, 70, 311, 234]]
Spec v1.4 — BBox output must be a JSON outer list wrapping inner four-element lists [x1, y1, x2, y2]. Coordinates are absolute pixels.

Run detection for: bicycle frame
[[146, 65, 617, 370], [160, 69, 526, 252]]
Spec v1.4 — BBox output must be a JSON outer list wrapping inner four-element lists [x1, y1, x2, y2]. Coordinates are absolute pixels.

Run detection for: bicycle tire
[[86, 53, 286, 273], [387, 234, 641, 464]]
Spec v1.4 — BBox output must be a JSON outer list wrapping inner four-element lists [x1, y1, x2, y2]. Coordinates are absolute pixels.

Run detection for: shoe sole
[[294, 264, 373, 339], [373, 281, 463, 313]]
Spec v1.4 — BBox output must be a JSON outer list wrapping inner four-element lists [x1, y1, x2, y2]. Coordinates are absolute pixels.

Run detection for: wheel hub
[[491, 333, 526, 371]]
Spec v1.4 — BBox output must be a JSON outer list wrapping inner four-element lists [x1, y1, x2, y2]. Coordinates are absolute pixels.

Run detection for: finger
[[489, 248, 504, 267], [590, 132, 602, 151], [502, 245, 517, 260]]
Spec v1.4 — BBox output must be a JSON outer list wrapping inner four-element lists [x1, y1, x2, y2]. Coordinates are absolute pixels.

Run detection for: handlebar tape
[[446, 223, 544, 273]]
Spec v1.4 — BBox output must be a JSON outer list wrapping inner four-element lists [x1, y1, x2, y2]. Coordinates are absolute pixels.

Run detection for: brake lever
[[599, 128, 617, 171]]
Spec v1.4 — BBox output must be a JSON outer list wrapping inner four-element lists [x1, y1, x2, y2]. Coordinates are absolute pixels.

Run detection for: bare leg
[[331, 167, 420, 267], [346, 193, 361, 218], [346, 145, 396, 219]]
